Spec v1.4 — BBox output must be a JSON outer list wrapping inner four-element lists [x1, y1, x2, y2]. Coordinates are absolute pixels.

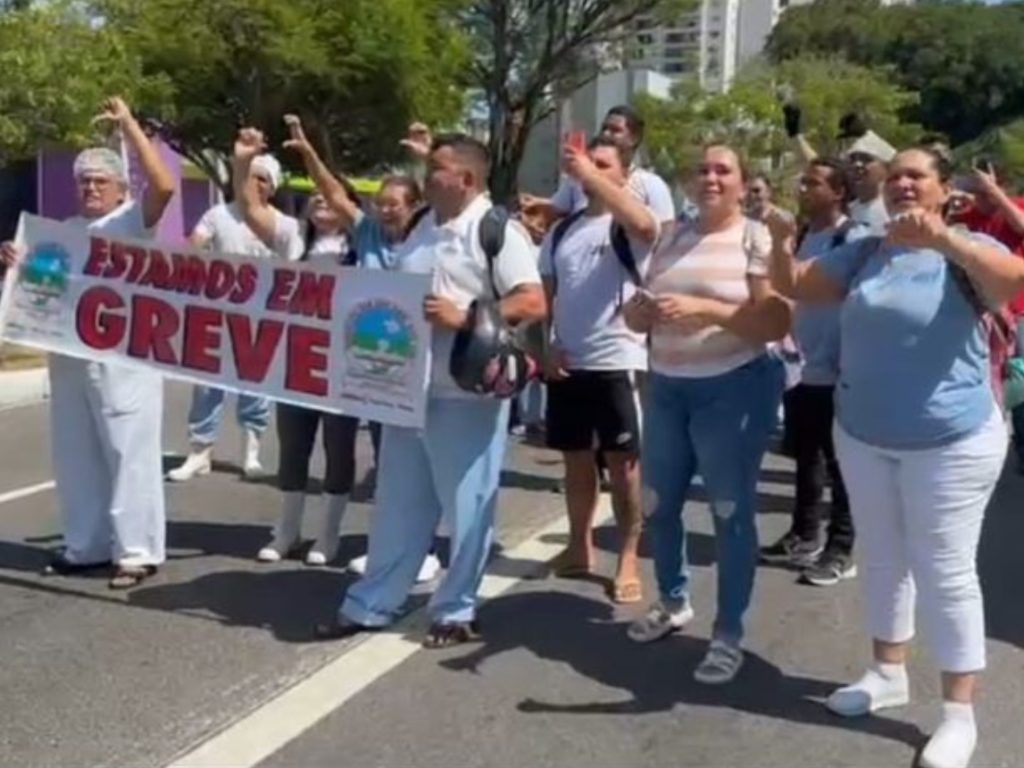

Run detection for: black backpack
[[547, 210, 642, 295], [430, 204, 540, 398]]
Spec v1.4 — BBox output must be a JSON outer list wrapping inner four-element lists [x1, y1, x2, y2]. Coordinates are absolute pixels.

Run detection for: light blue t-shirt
[[351, 211, 399, 270], [793, 221, 870, 386], [818, 233, 1007, 450]]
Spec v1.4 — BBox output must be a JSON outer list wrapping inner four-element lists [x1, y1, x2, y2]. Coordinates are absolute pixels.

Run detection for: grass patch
[[0, 343, 46, 371]]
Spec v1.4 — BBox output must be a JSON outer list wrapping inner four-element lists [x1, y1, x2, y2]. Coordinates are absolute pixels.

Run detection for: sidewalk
[[0, 366, 48, 410]]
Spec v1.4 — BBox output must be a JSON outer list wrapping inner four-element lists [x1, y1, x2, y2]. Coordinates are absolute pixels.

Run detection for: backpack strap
[[547, 210, 587, 295], [830, 218, 857, 249], [478, 205, 510, 301], [609, 222, 642, 286]]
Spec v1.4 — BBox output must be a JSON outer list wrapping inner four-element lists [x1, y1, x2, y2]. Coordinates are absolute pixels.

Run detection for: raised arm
[[283, 115, 360, 231], [232, 128, 279, 250], [972, 165, 1024, 238], [890, 209, 1024, 305], [765, 207, 845, 302], [94, 97, 175, 229], [562, 144, 658, 244]]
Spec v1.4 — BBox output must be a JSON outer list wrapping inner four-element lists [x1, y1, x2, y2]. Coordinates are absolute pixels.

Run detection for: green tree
[[636, 57, 920, 182], [94, 0, 468, 193], [0, 2, 171, 165], [767, 0, 1024, 145], [463, 0, 695, 202]]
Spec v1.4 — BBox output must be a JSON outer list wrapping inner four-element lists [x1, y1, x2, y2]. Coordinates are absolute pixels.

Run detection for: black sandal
[[42, 554, 111, 577], [423, 621, 482, 649], [313, 618, 378, 641], [108, 565, 157, 590]]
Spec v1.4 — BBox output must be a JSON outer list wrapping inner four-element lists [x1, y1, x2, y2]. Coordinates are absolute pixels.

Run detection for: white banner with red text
[[0, 214, 432, 428]]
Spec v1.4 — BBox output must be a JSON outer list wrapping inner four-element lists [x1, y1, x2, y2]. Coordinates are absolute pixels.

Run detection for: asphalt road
[[0, 381, 1022, 768]]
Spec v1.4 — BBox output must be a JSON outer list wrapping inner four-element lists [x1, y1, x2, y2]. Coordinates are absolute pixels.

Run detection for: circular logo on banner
[[20, 241, 70, 308], [344, 300, 418, 386]]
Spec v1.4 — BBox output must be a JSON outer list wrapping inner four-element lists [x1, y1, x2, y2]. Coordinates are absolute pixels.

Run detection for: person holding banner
[[0, 97, 175, 589], [281, 114, 442, 582], [316, 134, 546, 647], [168, 143, 303, 483]]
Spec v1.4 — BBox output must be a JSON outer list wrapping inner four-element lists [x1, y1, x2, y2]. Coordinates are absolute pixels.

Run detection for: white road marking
[[169, 500, 613, 768], [0, 480, 55, 505]]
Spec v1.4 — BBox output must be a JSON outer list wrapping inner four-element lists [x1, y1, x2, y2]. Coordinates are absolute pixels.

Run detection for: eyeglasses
[[77, 176, 114, 189]]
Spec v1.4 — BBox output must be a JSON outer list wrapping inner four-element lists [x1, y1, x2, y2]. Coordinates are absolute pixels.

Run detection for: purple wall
[[182, 177, 214, 237], [37, 138, 188, 244]]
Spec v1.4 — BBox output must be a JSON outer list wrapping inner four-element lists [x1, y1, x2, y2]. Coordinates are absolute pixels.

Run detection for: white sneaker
[[167, 447, 213, 483], [347, 552, 441, 583], [242, 429, 265, 479], [826, 664, 910, 717], [627, 601, 695, 643]]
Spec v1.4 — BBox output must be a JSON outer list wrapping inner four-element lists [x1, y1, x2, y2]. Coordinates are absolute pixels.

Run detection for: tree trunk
[[488, 103, 532, 205]]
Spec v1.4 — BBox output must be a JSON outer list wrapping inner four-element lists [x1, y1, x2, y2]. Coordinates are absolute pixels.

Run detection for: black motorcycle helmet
[[450, 299, 539, 398]]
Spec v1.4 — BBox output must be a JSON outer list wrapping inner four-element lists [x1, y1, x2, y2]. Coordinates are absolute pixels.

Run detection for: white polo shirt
[[397, 194, 541, 398]]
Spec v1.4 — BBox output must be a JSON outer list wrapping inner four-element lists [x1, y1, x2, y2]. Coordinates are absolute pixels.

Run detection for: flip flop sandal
[[108, 565, 157, 590], [611, 579, 644, 605], [43, 554, 111, 577], [423, 621, 482, 649]]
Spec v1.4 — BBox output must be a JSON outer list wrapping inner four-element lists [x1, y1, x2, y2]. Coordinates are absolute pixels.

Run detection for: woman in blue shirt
[[767, 147, 1024, 768]]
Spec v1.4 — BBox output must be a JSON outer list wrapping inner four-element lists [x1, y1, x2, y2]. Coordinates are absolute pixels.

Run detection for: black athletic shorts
[[546, 370, 641, 454]]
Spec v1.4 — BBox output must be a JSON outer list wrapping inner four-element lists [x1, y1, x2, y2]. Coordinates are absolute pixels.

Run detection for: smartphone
[[565, 130, 587, 154]]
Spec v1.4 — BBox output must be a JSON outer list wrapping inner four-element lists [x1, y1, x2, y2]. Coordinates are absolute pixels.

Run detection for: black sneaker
[[801, 550, 857, 587], [759, 532, 823, 567]]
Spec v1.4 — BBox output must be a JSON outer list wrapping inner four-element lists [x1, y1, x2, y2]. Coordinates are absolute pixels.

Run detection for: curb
[[0, 367, 49, 411]]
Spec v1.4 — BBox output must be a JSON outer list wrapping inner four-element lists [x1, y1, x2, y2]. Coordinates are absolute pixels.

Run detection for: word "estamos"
[[75, 236, 337, 397]]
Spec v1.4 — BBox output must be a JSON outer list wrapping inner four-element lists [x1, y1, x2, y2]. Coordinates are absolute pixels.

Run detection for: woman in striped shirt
[[623, 145, 790, 684]]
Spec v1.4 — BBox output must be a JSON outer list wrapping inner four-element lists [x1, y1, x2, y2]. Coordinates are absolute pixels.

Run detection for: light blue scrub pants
[[185, 385, 270, 445], [341, 396, 510, 626]]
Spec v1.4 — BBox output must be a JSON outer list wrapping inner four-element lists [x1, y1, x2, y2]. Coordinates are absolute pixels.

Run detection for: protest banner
[[0, 214, 433, 428]]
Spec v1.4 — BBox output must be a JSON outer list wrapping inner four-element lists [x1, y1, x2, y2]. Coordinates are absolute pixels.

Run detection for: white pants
[[49, 355, 166, 567], [835, 411, 1006, 673]]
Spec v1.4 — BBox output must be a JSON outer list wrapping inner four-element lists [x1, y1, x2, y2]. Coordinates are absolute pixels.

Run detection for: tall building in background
[[629, 0, 741, 93], [628, 0, 915, 92]]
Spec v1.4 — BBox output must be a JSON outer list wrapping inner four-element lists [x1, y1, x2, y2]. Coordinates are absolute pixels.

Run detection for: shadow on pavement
[[442, 591, 925, 750], [128, 567, 354, 643]]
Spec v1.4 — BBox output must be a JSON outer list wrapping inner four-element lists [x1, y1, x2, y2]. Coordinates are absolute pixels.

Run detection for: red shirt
[[957, 199, 1024, 316]]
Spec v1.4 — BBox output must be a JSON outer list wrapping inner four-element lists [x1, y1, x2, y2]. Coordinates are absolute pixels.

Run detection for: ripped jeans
[[642, 356, 784, 644]]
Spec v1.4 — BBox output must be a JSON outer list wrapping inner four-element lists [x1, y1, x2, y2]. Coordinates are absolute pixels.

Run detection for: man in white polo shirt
[[540, 136, 659, 605], [317, 134, 546, 647]]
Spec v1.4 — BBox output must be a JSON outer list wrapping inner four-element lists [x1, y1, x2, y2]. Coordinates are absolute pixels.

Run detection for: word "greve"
[[74, 236, 339, 397]]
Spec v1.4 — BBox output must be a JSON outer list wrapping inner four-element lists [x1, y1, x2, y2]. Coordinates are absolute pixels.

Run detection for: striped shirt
[[647, 217, 770, 378]]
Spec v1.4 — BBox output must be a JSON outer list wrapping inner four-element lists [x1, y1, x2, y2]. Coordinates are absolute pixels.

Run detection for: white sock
[[826, 662, 909, 717], [920, 702, 977, 768]]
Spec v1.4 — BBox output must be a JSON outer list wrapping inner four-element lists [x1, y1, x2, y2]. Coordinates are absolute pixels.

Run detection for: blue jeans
[[341, 396, 510, 626], [643, 355, 784, 644], [186, 385, 270, 446], [517, 380, 546, 426]]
